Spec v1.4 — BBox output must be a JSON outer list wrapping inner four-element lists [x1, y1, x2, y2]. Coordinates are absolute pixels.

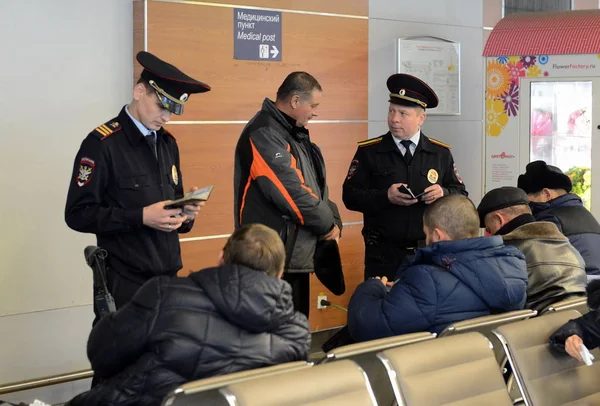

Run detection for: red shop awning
[[483, 9, 600, 56]]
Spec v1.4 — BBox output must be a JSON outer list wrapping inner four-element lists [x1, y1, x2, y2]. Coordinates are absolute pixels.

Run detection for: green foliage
[[566, 167, 591, 210]]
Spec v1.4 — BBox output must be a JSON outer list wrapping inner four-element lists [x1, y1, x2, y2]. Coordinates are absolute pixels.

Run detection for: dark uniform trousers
[[66, 107, 193, 324], [343, 132, 467, 281], [283, 273, 310, 317], [364, 243, 418, 280]]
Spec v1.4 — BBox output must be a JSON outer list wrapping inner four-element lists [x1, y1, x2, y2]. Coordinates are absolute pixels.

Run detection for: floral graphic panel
[[507, 61, 526, 82], [487, 60, 511, 99], [487, 98, 509, 137], [502, 82, 519, 117], [521, 55, 537, 67], [526, 65, 542, 77]]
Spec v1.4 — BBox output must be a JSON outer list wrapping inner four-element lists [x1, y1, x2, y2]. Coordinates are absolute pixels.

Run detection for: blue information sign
[[234, 8, 282, 62]]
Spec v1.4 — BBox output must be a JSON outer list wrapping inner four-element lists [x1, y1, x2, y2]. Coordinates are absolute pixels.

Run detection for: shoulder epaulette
[[91, 120, 122, 140], [162, 127, 176, 141], [357, 136, 383, 147], [429, 137, 451, 149]]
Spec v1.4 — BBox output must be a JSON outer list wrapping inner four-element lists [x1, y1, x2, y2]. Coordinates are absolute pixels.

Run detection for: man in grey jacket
[[233, 72, 342, 316], [477, 186, 586, 312]]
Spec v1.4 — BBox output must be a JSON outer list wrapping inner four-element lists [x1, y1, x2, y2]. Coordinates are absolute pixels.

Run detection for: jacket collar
[[414, 235, 504, 262], [502, 221, 567, 241], [261, 98, 309, 141], [496, 213, 535, 236], [530, 193, 583, 214], [378, 131, 436, 154], [118, 106, 168, 147]]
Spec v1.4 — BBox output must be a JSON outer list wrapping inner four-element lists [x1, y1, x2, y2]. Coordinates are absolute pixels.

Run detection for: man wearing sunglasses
[[65, 51, 211, 318]]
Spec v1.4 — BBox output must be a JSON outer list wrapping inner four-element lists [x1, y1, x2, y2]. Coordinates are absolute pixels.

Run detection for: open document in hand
[[164, 185, 214, 209]]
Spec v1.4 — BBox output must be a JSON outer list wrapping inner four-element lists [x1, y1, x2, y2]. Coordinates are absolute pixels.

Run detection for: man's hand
[[181, 186, 206, 222], [565, 334, 585, 361], [143, 201, 187, 232], [421, 184, 444, 205], [322, 225, 341, 241], [374, 276, 394, 288], [388, 183, 418, 206]]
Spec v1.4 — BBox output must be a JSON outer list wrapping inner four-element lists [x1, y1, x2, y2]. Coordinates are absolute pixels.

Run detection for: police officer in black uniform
[[65, 51, 211, 315], [343, 74, 467, 280]]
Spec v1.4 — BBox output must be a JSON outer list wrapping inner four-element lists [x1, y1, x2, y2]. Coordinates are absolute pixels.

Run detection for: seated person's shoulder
[[392, 264, 441, 292]]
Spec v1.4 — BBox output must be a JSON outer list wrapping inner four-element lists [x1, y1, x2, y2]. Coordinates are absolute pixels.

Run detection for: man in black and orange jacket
[[233, 72, 342, 316]]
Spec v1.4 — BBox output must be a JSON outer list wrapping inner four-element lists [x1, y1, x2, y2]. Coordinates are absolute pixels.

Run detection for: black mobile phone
[[397, 184, 416, 198]]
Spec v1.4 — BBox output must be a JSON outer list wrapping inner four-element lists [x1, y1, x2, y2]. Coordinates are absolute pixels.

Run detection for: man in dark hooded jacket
[[348, 195, 528, 342], [68, 224, 310, 406], [518, 160, 600, 276]]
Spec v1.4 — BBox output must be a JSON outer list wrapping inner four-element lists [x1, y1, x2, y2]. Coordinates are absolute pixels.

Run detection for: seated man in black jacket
[[69, 224, 310, 406], [550, 280, 600, 361]]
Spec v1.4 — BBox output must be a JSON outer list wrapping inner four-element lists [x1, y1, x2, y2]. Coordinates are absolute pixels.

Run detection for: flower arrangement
[[566, 167, 592, 210]]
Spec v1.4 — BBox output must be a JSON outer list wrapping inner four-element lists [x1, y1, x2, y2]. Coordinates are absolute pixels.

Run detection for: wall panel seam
[[179, 222, 364, 243], [154, 0, 369, 19], [167, 120, 369, 125]]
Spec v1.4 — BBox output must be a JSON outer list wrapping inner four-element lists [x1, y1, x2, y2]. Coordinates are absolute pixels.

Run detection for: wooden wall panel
[[175, 0, 369, 16], [144, 1, 368, 121], [133, 1, 145, 81], [309, 224, 364, 331], [179, 238, 227, 276], [169, 122, 366, 238], [140, 0, 368, 332], [310, 124, 366, 225]]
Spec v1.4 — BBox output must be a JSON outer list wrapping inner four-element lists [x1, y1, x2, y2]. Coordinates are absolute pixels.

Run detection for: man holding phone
[[343, 74, 467, 280], [65, 52, 210, 316]]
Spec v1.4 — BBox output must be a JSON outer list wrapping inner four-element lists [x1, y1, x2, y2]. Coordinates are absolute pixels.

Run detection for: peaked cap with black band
[[137, 51, 211, 115], [387, 73, 439, 109]]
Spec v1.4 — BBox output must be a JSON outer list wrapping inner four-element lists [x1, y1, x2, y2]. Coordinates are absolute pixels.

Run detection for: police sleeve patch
[[76, 157, 96, 186], [454, 163, 463, 184], [347, 160, 359, 180]]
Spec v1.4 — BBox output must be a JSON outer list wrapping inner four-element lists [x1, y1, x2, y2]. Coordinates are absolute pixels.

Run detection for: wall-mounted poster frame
[[396, 36, 461, 115]]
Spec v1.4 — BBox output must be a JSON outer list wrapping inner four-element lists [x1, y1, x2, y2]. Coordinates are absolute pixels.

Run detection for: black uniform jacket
[[342, 131, 467, 246], [65, 107, 192, 281]]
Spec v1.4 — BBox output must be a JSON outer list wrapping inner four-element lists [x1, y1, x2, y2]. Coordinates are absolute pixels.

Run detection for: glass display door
[[520, 78, 600, 216]]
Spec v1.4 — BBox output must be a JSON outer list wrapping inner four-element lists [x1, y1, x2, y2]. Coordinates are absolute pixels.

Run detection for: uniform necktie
[[400, 140, 413, 166], [145, 132, 157, 159]]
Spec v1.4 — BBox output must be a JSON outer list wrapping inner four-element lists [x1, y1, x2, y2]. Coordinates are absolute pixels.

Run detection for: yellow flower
[[508, 56, 520, 64], [526, 65, 542, 77], [486, 98, 509, 137], [487, 60, 511, 99]]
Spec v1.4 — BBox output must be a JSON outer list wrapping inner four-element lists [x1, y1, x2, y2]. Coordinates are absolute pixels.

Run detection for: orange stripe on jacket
[[287, 145, 319, 199], [240, 139, 305, 225], [239, 177, 252, 225]]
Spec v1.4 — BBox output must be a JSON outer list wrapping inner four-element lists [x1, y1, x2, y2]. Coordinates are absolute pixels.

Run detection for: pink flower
[[507, 61, 526, 81], [543, 71, 549, 76]]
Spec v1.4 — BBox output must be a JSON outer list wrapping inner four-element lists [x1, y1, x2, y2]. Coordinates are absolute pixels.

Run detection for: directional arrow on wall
[[270, 46, 279, 59]]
